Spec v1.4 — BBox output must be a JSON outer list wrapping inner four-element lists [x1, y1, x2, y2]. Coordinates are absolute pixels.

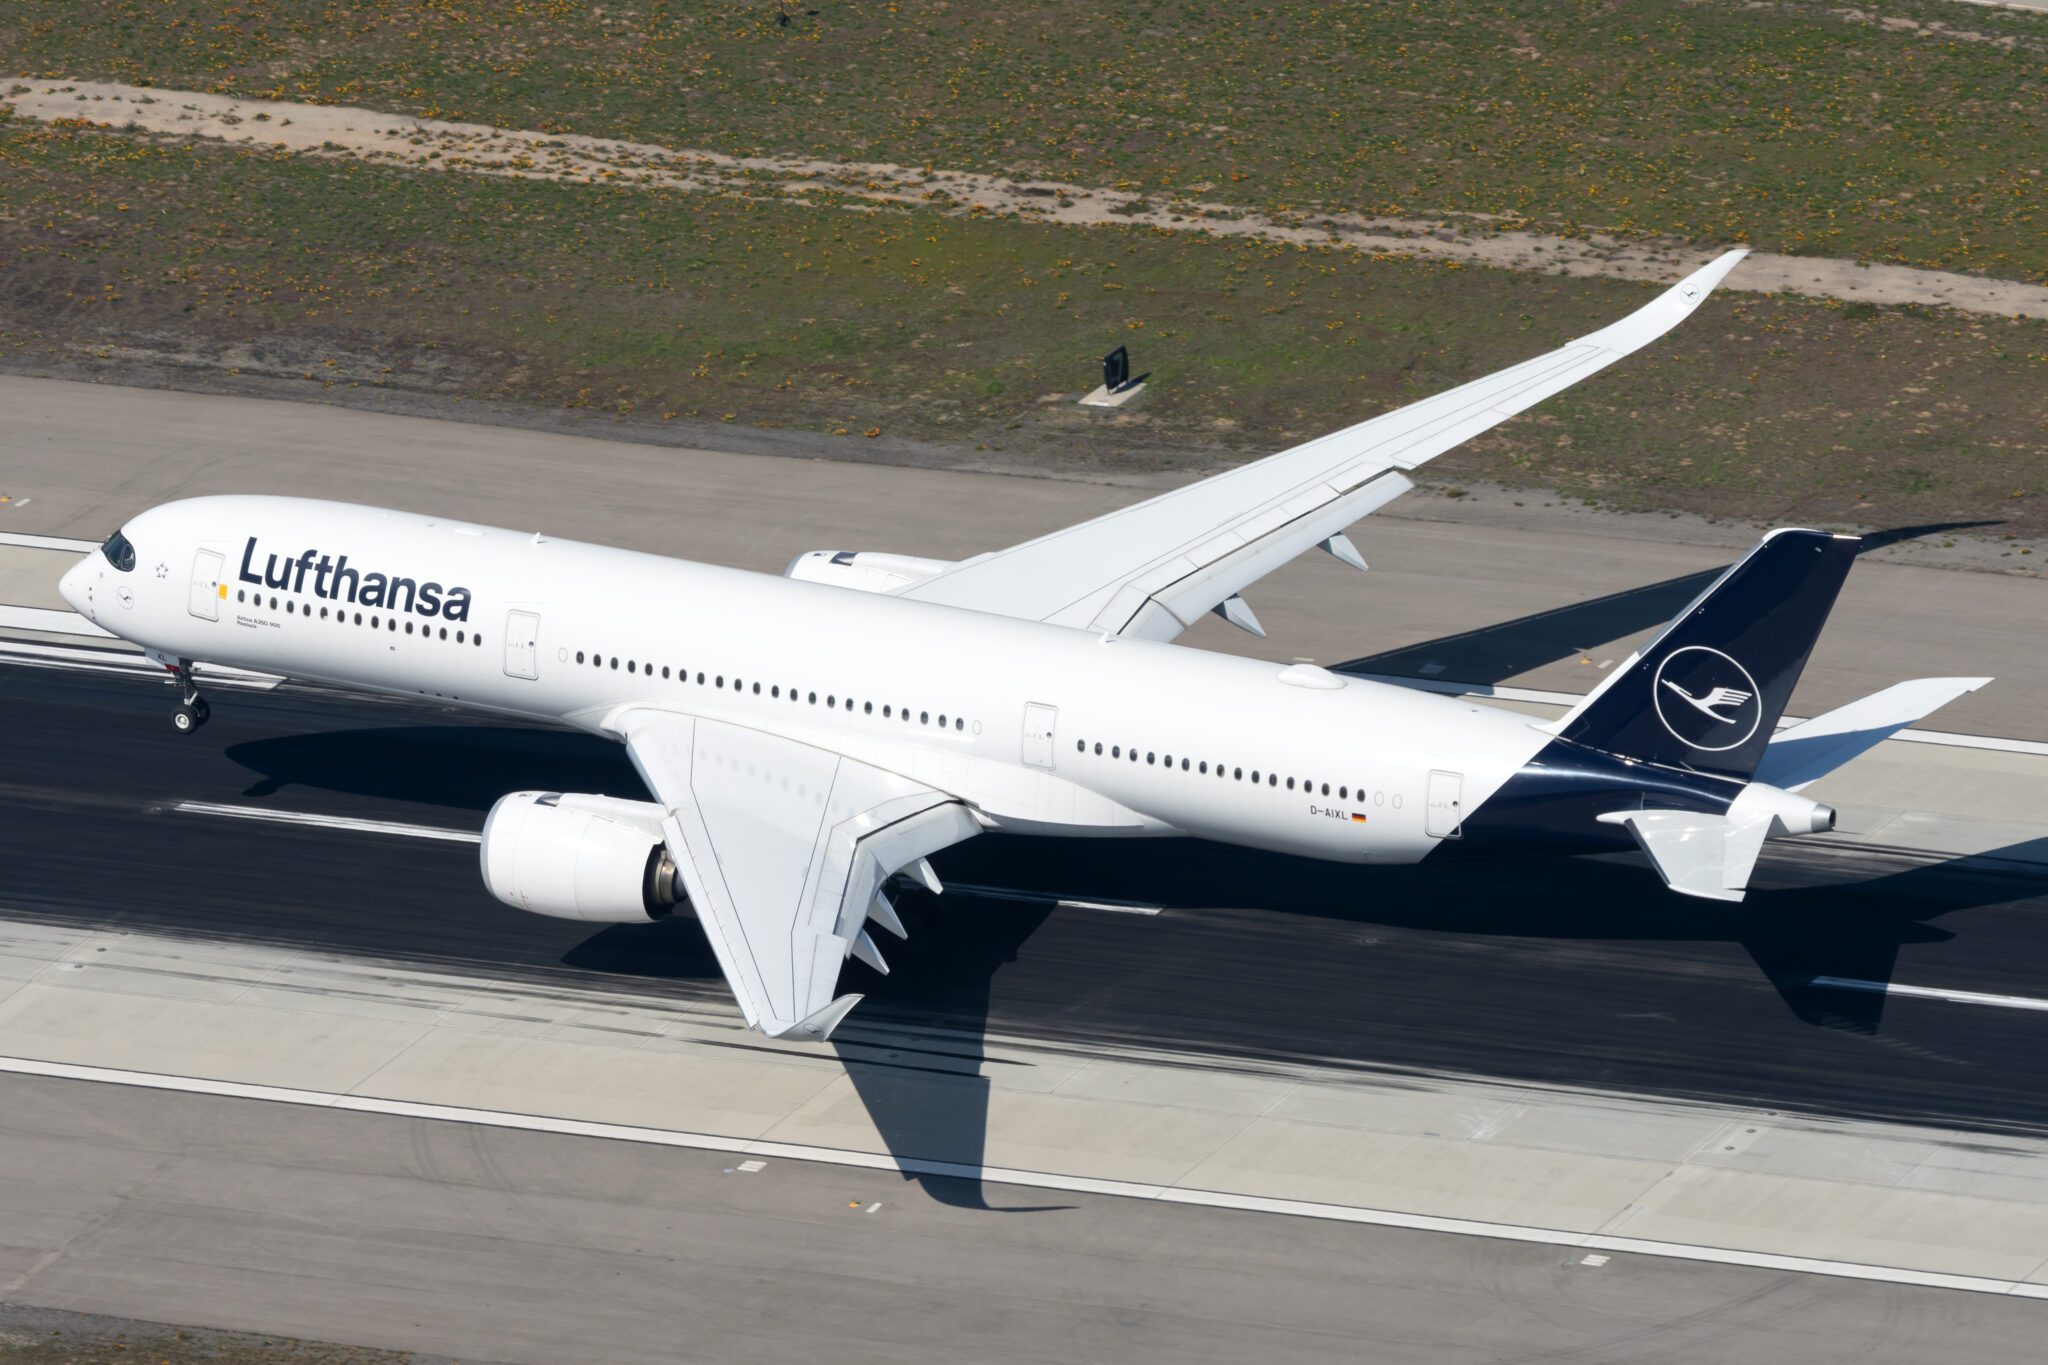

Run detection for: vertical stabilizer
[[1554, 529, 1859, 780]]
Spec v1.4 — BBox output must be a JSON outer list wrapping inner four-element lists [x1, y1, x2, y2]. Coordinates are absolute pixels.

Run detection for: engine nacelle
[[479, 791, 685, 923], [784, 549, 955, 594]]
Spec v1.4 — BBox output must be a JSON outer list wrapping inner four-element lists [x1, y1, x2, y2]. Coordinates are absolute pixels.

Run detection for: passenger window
[[354, 613, 364, 626], [753, 682, 761, 695], [1076, 739, 1085, 752], [440, 627, 448, 639], [1250, 771, 1259, 784], [1146, 752, 1155, 765], [612, 658, 620, 671], [865, 702, 874, 715], [1112, 746, 1120, 759], [1286, 777, 1295, 790], [270, 597, 279, 610], [1199, 761, 1207, 774], [1094, 743, 1103, 755], [1234, 768, 1242, 780], [717, 676, 725, 688], [662, 666, 671, 679], [955, 718, 964, 731], [577, 652, 585, 664], [809, 692, 818, 704], [1181, 758, 1189, 771], [919, 711, 928, 724], [1321, 783, 1330, 796], [883, 705, 892, 718], [829, 695, 837, 708], [1269, 774, 1278, 786]]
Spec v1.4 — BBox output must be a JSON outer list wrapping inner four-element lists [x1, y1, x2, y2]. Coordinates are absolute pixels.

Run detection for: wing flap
[[617, 709, 978, 1039]]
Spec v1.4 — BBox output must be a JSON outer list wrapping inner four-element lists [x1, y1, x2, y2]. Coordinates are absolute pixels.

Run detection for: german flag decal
[[1351, 812, 1369, 824]]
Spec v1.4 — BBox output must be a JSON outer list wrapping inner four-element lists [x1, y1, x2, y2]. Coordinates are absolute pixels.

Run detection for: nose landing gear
[[165, 659, 210, 733]]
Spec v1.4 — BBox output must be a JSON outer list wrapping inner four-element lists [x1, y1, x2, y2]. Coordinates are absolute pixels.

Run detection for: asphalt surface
[[7, 659, 2048, 1137], [6, 373, 2044, 740], [14, 1073, 2046, 1365]]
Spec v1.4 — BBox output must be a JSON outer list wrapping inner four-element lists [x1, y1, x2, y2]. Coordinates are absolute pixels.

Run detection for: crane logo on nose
[[1651, 646, 1763, 752]]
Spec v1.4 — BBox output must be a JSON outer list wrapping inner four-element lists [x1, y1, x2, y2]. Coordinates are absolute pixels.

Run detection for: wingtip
[[1683, 247, 1750, 297], [779, 992, 864, 1043]]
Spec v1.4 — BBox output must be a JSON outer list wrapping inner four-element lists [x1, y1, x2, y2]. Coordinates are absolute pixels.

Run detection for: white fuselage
[[63, 496, 1550, 864]]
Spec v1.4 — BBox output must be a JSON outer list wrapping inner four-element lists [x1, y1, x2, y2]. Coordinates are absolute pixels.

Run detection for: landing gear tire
[[164, 657, 209, 734]]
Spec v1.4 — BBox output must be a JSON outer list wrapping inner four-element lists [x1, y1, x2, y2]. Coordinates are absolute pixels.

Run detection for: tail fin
[[1554, 528, 1859, 780]]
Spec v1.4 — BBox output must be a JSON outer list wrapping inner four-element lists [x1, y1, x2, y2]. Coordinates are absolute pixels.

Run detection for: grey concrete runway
[[2, 374, 2043, 739], [7, 1072, 2045, 1365]]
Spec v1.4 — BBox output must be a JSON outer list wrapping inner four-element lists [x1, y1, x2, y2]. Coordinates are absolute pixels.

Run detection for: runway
[[7, 370, 2048, 1356], [6, 659, 2047, 1138], [13, 1072, 2046, 1365]]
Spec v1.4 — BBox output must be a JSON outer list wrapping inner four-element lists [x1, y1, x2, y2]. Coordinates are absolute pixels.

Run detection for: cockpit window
[[101, 530, 137, 573]]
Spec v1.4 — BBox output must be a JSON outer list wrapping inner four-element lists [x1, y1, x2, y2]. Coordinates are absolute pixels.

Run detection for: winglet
[[778, 993, 864, 1043], [1580, 248, 1747, 355]]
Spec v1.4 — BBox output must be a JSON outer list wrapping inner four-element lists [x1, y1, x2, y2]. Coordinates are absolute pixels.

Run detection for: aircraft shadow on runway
[[1334, 520, 1999, 685], [562, 890, 1067, 1211], [228, 725, 650, 812]]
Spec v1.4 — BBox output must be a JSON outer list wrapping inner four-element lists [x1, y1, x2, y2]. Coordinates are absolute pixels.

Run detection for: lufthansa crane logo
[[1650, 646, 1763, 752]]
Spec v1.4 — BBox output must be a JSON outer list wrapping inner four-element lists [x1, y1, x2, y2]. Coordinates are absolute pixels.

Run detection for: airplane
[[57, 248, 1989, 1041]]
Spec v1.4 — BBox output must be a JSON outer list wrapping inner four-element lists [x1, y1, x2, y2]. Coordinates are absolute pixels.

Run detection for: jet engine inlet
[[480, 791, 686, 923]]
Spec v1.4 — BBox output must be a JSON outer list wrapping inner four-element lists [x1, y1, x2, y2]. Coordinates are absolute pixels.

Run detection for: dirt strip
[[11, 77, 2048, 322]]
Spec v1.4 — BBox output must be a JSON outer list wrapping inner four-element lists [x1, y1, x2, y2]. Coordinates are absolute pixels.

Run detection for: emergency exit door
[[503, 610, 540, 680]]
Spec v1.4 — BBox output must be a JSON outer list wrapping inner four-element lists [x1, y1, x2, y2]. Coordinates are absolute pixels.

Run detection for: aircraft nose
[[58, 557, 90, 616]]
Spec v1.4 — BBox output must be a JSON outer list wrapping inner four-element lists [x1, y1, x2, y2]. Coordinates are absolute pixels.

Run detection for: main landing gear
[[166, 659, 211, 734]]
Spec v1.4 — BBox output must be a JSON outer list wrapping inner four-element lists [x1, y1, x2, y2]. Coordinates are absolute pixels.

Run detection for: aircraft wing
[[897, 250, 1749, 640], [615, 708, 979, 1040]]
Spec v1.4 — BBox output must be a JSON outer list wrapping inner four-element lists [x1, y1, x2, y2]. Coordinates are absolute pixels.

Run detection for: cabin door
[[503, 610, 541, 680], [1021, 703, 1058, 770], [1425, 770, 1464, 839], [187, 549, 224, 621]]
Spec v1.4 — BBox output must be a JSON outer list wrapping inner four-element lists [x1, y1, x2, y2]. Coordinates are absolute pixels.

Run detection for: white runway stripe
[[0, 605, 113, 638], [0, 639, 283, 689], [0, 531, 97, 552], [1811, 976, 2048, 1014], [944, 882, 1162, 915], [174, 801, 482, 844], [1348, 672, 2048, 758], [1, 1052, 2041, 1300]]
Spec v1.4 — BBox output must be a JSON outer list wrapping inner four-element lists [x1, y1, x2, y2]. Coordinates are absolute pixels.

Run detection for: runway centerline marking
[[1811, 977, 2048, 1014], [174, 801, 482, 844], [2, 1053, 2043, 1302]]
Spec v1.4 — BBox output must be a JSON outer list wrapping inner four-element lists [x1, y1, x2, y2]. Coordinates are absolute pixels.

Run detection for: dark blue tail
[[1555, 529, 1859, 781]]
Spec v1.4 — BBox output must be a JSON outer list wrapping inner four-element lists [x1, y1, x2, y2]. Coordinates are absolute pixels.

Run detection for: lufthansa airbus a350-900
[[60, 251, 1988, 1040]]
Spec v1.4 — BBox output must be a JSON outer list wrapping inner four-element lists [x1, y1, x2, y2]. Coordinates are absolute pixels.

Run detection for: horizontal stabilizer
[[1754, 677, 1991, 792], [1597, 808, 1772, 903]]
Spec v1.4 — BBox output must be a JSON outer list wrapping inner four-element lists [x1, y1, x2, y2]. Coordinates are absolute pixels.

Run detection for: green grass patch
[[2, 117, 2044, 537], [4, 0, 2045, 279]]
